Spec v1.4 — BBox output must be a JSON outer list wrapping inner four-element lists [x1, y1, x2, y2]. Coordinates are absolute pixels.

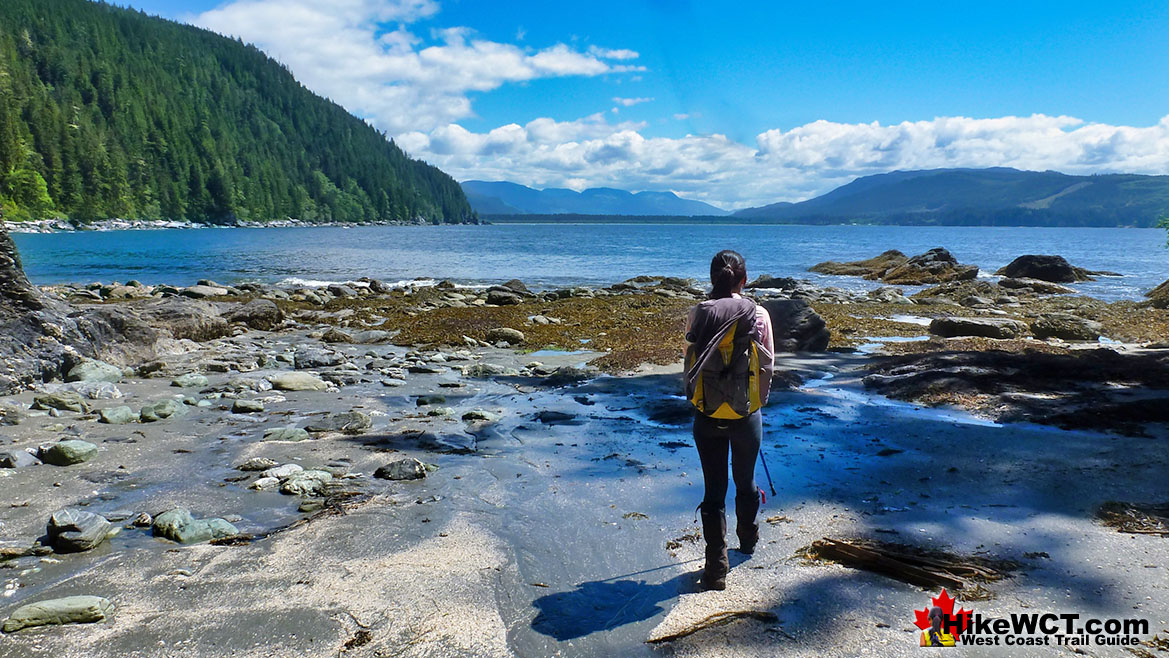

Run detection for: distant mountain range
[[462, 181, 730, 216], [733, 168, 1169, 227]]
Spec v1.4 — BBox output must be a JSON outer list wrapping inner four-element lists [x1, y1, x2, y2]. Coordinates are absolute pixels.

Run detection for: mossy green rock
[[65, 359, 123, 383], [262, 427, 311, 442], [2, 595, 114, 633], [152, 508, 238, 544], [170, 373, 209, 388], [40, 440, 98, 466], [140, 399, 187, 422], [98, 405, 137, 425], [32, 392, 87, 413]]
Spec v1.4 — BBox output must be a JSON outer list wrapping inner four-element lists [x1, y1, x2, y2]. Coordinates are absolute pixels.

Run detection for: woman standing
[[684, 250, 774, 591]]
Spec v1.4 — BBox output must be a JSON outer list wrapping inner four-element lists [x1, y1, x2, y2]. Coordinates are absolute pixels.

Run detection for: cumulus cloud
[[405, 114, 1169, 209], [194, 0, 641, 133]]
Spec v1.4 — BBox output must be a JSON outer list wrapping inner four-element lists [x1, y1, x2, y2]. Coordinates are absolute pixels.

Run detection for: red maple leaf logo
[[913, 589, 972, 640]]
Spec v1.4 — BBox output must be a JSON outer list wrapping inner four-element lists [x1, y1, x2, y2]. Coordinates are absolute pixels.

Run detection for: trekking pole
[[759, 449, 777, 497]]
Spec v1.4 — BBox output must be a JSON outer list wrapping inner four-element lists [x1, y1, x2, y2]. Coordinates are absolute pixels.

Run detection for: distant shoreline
[[2, 218, 479, 234]]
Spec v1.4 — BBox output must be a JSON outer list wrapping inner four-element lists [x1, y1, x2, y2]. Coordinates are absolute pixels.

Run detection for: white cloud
[[405, 113, 1169, 209], [193, 0, 640, 134], [190, 2, 1169, 209], [613, 97, 654, 107], [588, 46, 640, 60]]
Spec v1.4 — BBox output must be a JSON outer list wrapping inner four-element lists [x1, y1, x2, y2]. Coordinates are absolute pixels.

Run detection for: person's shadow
[[530, 556, 748, 641]]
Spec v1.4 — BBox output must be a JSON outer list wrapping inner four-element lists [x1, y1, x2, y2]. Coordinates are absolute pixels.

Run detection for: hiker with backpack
[[684, 250, 775, 591]]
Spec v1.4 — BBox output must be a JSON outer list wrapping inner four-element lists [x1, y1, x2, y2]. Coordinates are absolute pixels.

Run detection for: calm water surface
[[12, 224, 1167, 301]]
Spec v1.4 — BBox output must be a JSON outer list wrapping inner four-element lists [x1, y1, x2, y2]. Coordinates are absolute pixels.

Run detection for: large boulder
[[224, 299, 284, 330], [759, 299, 830, 352], [0, 225, 225, 393], [1031, 313, 1103, 341], [929, 317, 1029, 339], [995, 254, 1111, 283], [881, 248, 979, 285], [2, 595, 114, 633], [46, 508, 114, 553]]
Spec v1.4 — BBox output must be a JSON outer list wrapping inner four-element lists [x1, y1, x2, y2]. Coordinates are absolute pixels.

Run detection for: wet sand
[[1, 323, 1167, 657]]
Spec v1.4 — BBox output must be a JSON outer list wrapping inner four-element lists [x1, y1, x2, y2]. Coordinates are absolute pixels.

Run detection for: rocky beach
[[2, 224, 1169, 657]]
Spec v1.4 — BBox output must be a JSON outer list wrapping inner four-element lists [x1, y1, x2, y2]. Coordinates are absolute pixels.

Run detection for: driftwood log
[[803, 538, 1014, 591]]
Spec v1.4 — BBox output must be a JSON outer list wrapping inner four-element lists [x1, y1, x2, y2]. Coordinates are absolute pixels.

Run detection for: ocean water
[[11, 223, 1167, 301]]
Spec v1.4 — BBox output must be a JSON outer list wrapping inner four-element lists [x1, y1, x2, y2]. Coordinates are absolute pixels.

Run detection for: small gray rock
[[462, 409, 501, 422], [279, 470, 333, 496], [374, 458, 430, 481], [0, 449, 40, 468], [140, 399, 187, 422], [485, 328, 525, 345], [232, 399, 265, 414], [261, 463, 303, 479], [171, 373, 210, 388], [236, 457, 279, 471], [262, 427, 311, 442]]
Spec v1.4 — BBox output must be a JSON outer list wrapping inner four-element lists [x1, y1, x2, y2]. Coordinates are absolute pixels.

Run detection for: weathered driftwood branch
[[647, 610, 779, 644]]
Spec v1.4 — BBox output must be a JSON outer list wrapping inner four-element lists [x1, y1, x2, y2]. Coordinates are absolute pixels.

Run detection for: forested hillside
[[0, 0, 473, 224]]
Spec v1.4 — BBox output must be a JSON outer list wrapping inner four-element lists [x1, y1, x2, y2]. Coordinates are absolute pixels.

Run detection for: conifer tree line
[[0, 0, 475, 224]]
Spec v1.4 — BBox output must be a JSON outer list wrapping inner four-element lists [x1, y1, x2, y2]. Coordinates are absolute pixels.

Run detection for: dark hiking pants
[[694, 410, 762, 554]]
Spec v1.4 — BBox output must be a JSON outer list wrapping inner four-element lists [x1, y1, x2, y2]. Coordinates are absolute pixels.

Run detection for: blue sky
[[118, 1, 1169, 208]]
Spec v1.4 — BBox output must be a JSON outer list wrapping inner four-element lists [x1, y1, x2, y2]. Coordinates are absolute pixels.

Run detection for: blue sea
[[11, 223, 1166, 301]]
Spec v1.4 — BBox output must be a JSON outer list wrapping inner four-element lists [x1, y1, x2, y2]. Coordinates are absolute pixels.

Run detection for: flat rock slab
[[2, 596, 114, 633], [303, 411, 371, 434], [929, 316, 1028, 339], [262, 427, 311, 442]]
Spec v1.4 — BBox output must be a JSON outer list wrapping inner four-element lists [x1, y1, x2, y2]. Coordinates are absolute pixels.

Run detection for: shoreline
[[2, 218, 481, 234]]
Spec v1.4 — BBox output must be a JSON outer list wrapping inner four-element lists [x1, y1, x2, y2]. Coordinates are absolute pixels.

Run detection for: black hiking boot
[[735, 487, 761, 555], [700, 506, 728, 591]]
